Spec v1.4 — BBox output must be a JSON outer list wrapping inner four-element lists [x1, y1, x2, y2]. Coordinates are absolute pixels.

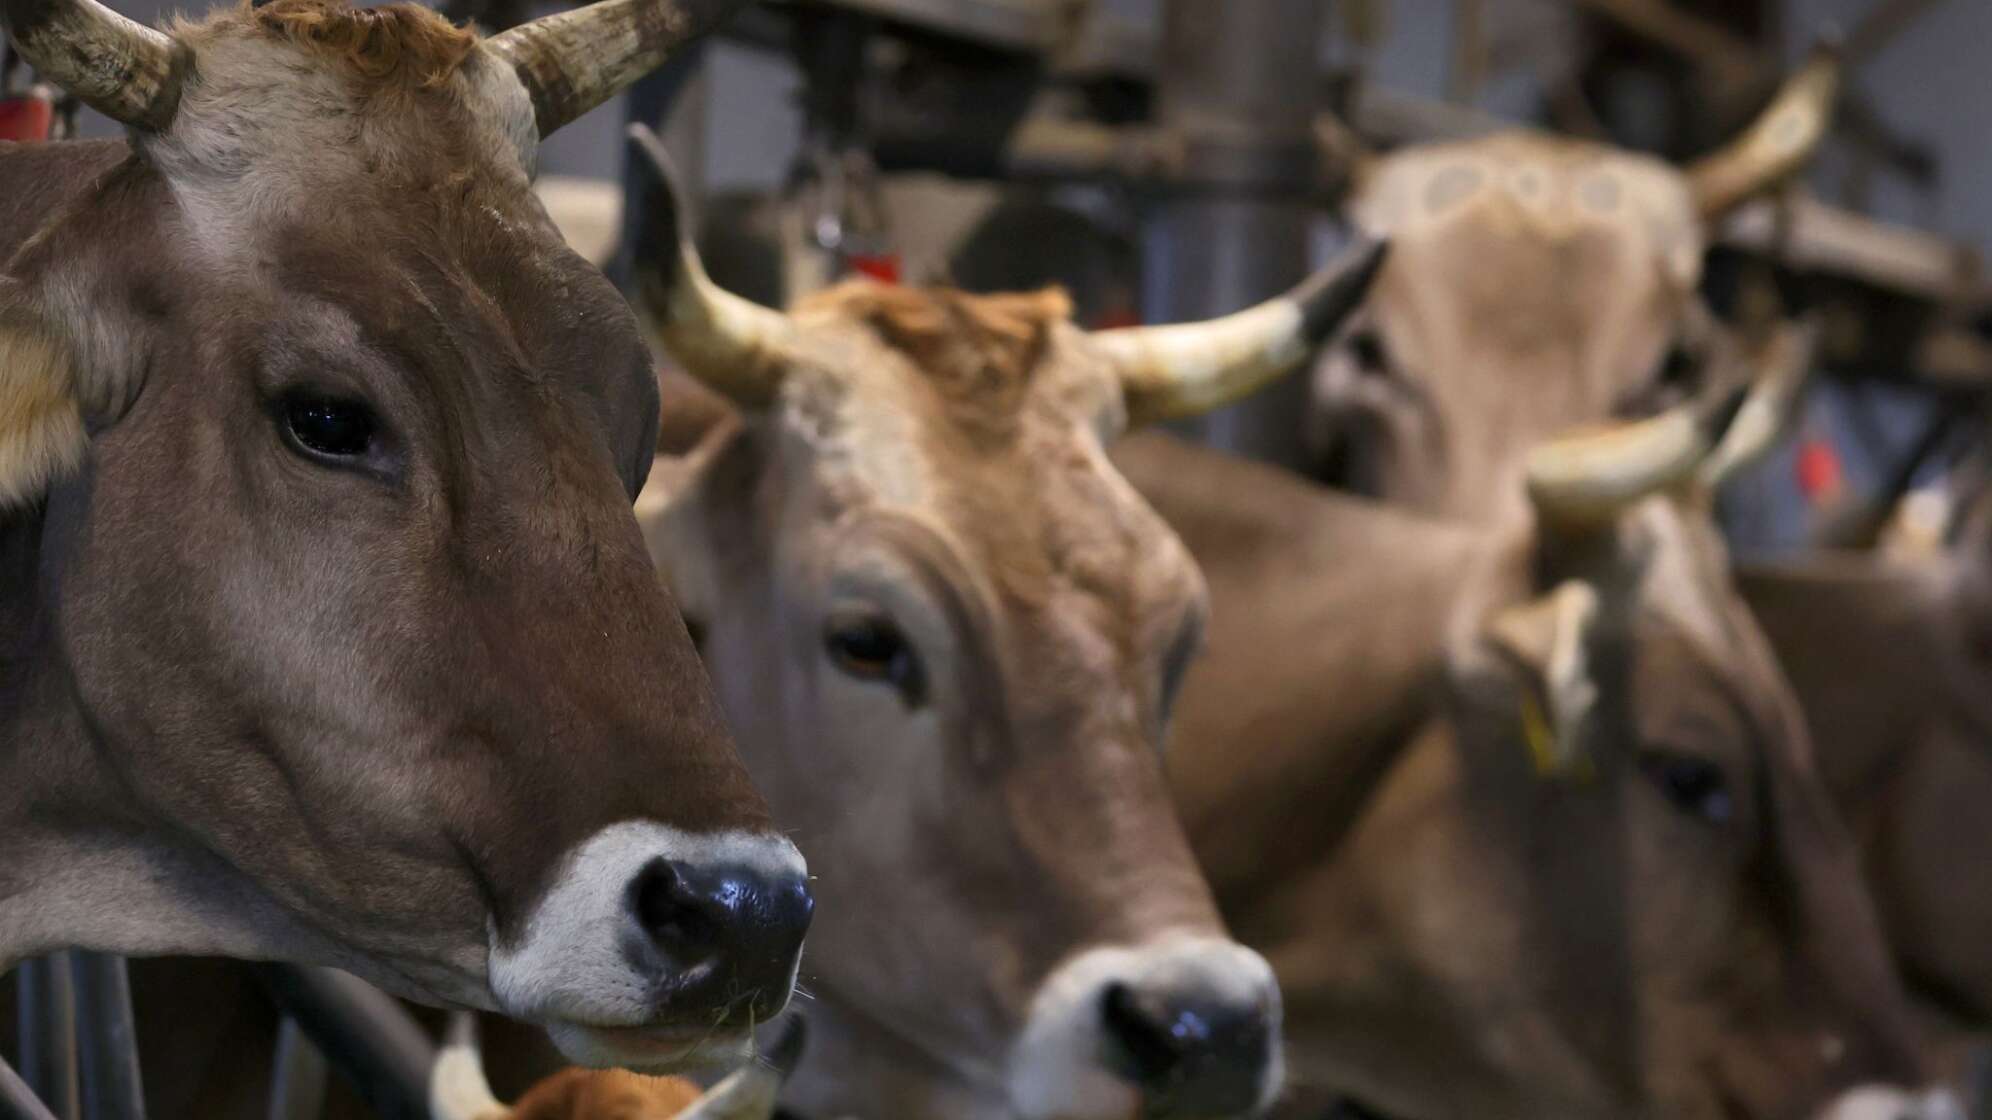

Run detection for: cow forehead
[[1350, 135, 1704, 293], [146, 9, 535, 249], [772, 316, 1190, 624]]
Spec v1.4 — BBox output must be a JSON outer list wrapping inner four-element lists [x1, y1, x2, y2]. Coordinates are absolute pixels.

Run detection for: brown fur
[[228, 0, 477, 88], [505, 1068, 703, 1120], [797, 282, 1070, 438]]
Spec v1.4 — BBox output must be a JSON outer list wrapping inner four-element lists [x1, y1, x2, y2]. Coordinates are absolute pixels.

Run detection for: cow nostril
[[1100, 981, 1189, 1084], [631, 858, 719, 953]]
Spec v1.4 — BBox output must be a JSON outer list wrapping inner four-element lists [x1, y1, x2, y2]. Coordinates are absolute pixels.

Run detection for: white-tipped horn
[[429, 1012, 508, 1120], [1698, 318, 1819, 490], [1687, 43, 1841, 220], [625, 122, 797, 408], [0, 0, 180, 129], [675, 1018, 807, 1120], [1525, 411, 1712, 529], [484, 0, 747, 147], [1093, 238, 1388, 426]]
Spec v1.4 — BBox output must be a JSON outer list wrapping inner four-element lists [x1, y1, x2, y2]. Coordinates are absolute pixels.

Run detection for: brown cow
[[1304, 41, 1992, 1067], [1307, 49, 1837, 522], [1121, 367, 1960, 1118], [0, 0, 808, 1071], [623, 124, 1384, 1118]]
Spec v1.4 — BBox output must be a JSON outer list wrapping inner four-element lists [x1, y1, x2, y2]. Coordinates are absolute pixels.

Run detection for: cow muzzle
[[487, 821, 812, 1072], [1008, 935, 1283, 1119], [1816, 1086, 1967, 1120]]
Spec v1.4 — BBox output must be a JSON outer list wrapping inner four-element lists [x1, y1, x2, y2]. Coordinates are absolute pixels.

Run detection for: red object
[[1796, 437, 1844, 503], [0, 94, 53, 142], [846, 253, 901, 284]]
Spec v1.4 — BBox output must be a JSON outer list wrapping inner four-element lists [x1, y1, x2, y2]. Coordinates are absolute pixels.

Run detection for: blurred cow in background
[[1302, 41, 1992, 1067], [1124, 335, 1962, 1119], [1306, 48, 1837, 522]]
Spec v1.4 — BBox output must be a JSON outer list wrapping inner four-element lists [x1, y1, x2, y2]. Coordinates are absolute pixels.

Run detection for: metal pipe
[[265, 1019, 328, 1120], [1144, 0, 1327, 469], [0, 1059, 61, 1120], [68, 955, 143, 1120], [15, 956, 77, 1120], [249, 966, 434, 1120]]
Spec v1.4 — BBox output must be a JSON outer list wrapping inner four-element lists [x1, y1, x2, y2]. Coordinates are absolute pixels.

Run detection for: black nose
[[626, 856, 813, 1024], [1100, 979, 1272, 1115]]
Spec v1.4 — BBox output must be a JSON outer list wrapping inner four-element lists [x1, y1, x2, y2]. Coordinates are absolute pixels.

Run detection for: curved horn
[[626, 122, 796, 408], [484, 0, 745, 146], [0, 0, 180, 130], [675, 1018, 807, 1120], [1093, 238, 1388, 426], [428, 1012, 508, 1120], [1528, 319, 1820, 527], [1525, 409, 1712, 529], [1698, 318, 1819, 490], [1686, 43, 1841, 220]]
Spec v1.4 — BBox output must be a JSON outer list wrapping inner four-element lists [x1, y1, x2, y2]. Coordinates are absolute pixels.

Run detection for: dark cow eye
[[282, 393, 377, 460], [824, 612, 926, 706], [1349, 330, 1389, 375], [1656, 344, 1700, 393], [1640, 750, 1734, 826]]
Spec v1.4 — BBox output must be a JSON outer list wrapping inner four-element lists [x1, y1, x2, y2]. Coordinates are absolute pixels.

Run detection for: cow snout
[[1009, 936, 1284, 1120], [488, 822, 812, 1071], [628, 855, 814, 1020], [1099, 974, 1272, 1114], [1816, 1086, 1967, 1120]]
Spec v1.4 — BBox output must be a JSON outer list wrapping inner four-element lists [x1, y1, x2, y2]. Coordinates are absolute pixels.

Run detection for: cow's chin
[[541, 1020, 756, 1075]]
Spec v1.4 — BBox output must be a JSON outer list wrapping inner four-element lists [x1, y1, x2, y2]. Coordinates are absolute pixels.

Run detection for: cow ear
[[1483, 581, 1604, 779], [0, 302, 89, 508], [635, 369, 742, 637]]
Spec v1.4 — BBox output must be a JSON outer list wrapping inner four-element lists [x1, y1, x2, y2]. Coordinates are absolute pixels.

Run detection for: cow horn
[[1525, 409, 1712, 528], [1686, 43, 1841, 220], [1093, 238, 1388, 426], [626, 122, 796, 408], [428, 1012, 508, 1120], [675, 1018, 807, 1120], [484, 0, 746, 146], [1528, 319, 1819, 526], [0, 0, 181, 130], [1698, 318, 1819, 490]]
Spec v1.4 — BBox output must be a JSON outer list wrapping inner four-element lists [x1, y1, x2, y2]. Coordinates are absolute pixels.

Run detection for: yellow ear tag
[[1518, 687, 1560, 776], [1517, 686, 1598, 782]]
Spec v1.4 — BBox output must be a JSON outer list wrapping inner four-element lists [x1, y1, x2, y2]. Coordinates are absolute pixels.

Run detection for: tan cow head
[[1309, 49, 1838, 524], [1141, 324, 1949, 1118], [1314, 330, 1947, 1118], [624, 124, 1383, 1119]]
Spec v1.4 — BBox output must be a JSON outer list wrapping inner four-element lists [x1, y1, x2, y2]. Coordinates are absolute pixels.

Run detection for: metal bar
[[1144, 0, 1327, 470], [0, 1059, 61, 1120], [265, 1019, 329, 1120], [1845, 0, 1954, 65], [15, 956, 77, 1120], [250, 966, 434, 1120], [1560, 0, 1768, 80], [68, 955, 142, 1120]]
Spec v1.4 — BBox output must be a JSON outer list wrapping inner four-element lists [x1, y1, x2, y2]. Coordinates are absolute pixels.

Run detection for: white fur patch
[[1005, 934, 1283, 1120], [1816, 1086, 1965, 1120], [488, 820, 806, 1030]]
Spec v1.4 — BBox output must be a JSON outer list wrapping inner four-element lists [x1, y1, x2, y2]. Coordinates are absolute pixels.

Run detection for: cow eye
[[282, 393, 378, 460], [1349, 330, 1390, 375], [824, 611, 926, 706], [1639, 750, 1734, 826]]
